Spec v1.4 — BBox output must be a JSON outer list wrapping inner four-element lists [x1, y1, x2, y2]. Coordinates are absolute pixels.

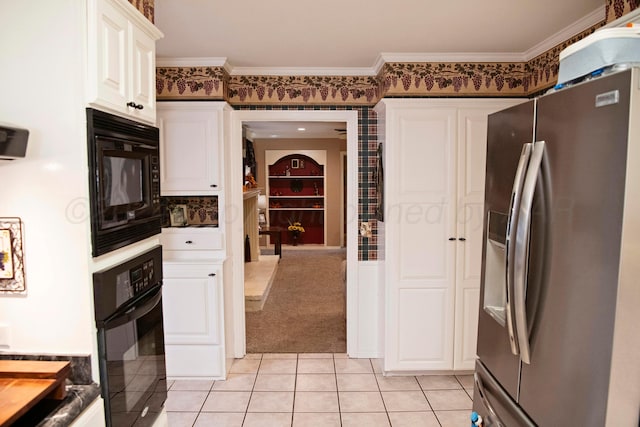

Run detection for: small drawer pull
[[185, 240, 193, 244], [210, 184, 218, 188], [208, 273, 216, 277]]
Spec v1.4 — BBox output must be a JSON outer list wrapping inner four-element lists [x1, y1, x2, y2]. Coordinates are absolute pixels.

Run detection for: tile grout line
[[333, 353, 343, 427], [289, 354, 298, 427], [242, 354, 263, 427], [370, 358, 393, 427]]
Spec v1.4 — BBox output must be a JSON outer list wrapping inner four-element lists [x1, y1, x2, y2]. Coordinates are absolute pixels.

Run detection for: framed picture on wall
[[0, 217, 26, 294], [169, 204, 188, 227]]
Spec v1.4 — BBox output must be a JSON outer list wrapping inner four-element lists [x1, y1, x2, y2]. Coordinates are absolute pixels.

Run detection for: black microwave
[[86, 108, 161, 257]]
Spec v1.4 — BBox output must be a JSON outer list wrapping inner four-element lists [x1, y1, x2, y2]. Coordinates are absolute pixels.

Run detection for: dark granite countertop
[[0, 354, 102, 427]]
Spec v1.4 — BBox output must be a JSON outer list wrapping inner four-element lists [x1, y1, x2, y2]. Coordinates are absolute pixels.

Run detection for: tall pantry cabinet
[[375, 98, 524, 372], [157, 102, 235, 379]]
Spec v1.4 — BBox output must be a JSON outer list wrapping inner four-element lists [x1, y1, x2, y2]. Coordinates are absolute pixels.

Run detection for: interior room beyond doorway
[[231, 110, 359, 359]]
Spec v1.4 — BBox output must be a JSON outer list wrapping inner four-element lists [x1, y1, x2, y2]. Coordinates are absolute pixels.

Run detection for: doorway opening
[[229, 110, 359, 357]]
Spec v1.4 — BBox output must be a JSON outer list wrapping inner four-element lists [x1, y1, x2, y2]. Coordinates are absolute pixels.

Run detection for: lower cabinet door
[[162, 263, 225, 378], [162, 265, 221, 345], [165, 344, 224, 378]]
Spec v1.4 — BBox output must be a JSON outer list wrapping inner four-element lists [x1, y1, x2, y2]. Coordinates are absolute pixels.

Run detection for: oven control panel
[[93, 245, 163, 321], [129, 259, 155, 295]]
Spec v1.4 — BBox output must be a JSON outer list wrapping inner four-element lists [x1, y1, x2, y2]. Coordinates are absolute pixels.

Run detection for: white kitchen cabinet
[[375, 98, 524, 372], [87, 0, 163, 124], [157, 102, 231, 195], [162, 260, 226, 379]]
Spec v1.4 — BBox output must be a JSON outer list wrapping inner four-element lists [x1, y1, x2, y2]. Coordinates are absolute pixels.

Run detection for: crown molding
[[155, 7, 607, 76], [523, 6, 605, 60], [379, 51, 528, 64], [156, 57, 232, 73], [228, 66, 378, 76]]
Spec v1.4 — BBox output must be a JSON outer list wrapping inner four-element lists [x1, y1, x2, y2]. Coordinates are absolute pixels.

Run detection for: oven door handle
[[100, 283, 163, 330]]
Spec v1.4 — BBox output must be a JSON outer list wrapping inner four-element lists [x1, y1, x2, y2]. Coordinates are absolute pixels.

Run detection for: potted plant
[[287, 219, 305, 246]]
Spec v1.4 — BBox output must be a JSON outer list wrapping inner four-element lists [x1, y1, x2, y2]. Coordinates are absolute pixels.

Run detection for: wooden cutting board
[[0, 360, 71, 427]]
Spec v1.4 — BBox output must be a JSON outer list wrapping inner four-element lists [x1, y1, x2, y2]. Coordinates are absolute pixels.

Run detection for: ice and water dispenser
[[483, 211, 508, 327]]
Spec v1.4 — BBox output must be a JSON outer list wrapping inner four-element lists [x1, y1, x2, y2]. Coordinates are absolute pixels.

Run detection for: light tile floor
[[165, 353, 474, 427]]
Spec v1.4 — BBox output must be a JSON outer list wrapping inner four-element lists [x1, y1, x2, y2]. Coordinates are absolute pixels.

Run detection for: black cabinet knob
[[208, 273, 216, 277], [448, 237, 456, 241], [210, 184, 218, 188], [185, 240, 193, 244], [458, 237, 466, 241]]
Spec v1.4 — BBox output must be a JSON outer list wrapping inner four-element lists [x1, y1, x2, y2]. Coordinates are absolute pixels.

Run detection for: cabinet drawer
[[161, 229, 223, 251]]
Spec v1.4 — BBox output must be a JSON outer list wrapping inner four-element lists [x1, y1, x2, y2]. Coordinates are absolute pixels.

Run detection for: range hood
[[0, 124, 29, 160]]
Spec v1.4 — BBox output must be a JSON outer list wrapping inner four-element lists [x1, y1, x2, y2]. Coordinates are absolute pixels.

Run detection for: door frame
[[229, 110, 359, 357], [340, 150, 347, 248]]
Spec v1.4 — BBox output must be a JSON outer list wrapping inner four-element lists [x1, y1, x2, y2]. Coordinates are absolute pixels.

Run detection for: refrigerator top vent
[[557, 25, 640, 86]]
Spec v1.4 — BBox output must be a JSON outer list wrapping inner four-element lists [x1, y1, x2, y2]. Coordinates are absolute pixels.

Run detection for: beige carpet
[[245, 248, 346, 353]]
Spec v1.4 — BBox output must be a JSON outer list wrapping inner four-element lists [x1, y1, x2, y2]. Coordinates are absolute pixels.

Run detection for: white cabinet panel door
[[165, 345, 224, 378], [377, 99, 526, 373], [158, 103, 228, 195], [88, 0, 161, 123], [129, 24, 156, 123], [397, 288, 452, 369], [383, 106, 457, 371], [162, 267, 221, 345], [454, 287, 480, 370], [92, 0, 128, 108], [453, 104, 523, 370]]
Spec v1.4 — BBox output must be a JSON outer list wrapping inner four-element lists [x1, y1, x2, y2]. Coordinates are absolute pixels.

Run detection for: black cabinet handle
[[458, 237, 466, 241], [208, 273, 216, 277], [448, 237, 456, 241], [185, 240, 193, 244], [210, 184, 218, 188], [126, 101, 144, 110]]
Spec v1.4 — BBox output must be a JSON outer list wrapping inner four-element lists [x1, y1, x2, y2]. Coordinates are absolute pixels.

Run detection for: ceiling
[[244, 121, 346, 140], [155, 0, 604, 71]]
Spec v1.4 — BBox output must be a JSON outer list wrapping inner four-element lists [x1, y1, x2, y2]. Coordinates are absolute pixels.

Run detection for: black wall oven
[[93, 245, 166, 427]]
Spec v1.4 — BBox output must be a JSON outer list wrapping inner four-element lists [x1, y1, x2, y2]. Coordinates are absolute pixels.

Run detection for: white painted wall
[[353, 260, 383, 358], [0, 2, 159, 379], [0, 1, 93, 355]]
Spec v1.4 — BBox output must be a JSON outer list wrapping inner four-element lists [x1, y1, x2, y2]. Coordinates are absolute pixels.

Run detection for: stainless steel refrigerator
[[473, 67, 640, 427]]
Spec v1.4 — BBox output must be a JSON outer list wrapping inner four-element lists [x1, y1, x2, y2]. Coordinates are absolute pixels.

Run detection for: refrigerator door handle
[[505, 143, 532, 356], [474, 372, 506, 427], [513, 140, 546, 365]]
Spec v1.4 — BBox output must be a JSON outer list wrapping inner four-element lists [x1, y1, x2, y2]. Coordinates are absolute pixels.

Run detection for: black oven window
[[103, 301, 166, 426]]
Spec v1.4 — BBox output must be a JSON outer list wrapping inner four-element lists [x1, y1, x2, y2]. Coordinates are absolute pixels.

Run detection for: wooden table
[[259, 226, 283, 258], [0, 360, 70, 427]]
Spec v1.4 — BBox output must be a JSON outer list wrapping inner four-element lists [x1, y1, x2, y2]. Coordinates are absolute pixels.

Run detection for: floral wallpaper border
[[156, 67, 228, 99], [606, 0, 639, 22]]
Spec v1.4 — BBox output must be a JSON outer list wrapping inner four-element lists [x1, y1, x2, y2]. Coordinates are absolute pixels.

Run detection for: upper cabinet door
[[90, 0, 128, 109], [128, 24, 157, 122], [158, 102, 230, 195], [87, 0, 162, 124]]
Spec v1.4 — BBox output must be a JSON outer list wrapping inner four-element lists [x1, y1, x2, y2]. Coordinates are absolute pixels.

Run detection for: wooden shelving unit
[[267, 154, 325, 244]]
